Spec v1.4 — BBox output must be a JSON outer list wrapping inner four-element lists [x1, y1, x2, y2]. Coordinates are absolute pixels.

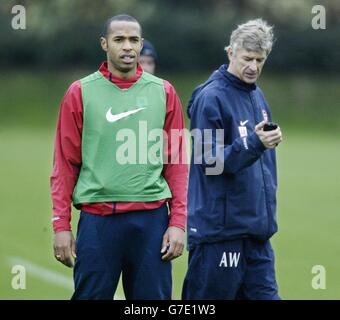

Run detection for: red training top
[[50, 62, 188, 233]]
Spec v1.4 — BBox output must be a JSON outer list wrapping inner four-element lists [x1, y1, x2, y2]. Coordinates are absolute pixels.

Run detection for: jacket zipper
[[249, 92, 271, 237]]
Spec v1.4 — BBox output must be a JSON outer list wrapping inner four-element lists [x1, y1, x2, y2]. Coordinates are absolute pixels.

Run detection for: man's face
[[227, 47, 267, 84], [139, 55, 156, 74], [100, 20, 143, 74]]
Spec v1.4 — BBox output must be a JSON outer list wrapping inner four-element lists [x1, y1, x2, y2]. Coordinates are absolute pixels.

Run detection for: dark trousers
[[182, 238, 280, 300], [72, 204, 172, 300]]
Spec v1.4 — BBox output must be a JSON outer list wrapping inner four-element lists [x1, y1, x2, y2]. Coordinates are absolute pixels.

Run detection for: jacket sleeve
[[50, 81, 83, 233], [193, 93, 266, 175], [163, 80, 188, 231]]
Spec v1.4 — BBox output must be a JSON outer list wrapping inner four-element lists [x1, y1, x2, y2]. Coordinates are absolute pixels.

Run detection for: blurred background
[[0, 0, 339, 300]]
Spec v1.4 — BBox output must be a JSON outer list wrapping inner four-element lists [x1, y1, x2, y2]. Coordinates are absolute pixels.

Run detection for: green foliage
[[1, 0, 339, 72]]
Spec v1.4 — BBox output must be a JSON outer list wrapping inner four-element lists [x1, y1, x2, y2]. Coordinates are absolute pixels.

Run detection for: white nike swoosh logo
[[240, 120, 249, 126], [106, 107, 146, 123]]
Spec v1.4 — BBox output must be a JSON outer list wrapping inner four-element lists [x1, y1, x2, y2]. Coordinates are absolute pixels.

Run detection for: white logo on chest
[[238, 120, 248, 138], [106, 107, 146, 123]]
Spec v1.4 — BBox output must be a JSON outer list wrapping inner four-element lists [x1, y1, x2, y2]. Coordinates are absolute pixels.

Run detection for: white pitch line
[[8, 256, 73, 290], [7, 256, 124, 299]]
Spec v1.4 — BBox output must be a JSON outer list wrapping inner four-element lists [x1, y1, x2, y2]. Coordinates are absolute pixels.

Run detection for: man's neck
[[227, 65, 237, 78], [107, 61, 137, 80]]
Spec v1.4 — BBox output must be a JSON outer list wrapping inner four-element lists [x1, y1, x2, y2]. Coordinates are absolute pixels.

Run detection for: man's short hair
[[226, 18, 274, 55], [102, 14, 142, 37]]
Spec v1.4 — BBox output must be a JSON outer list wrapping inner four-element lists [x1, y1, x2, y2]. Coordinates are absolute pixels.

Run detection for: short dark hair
[[102, 14, 142, 37]]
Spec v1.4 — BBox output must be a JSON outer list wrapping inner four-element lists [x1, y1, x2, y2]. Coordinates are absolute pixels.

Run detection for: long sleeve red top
[[50, 62, 188, 233]]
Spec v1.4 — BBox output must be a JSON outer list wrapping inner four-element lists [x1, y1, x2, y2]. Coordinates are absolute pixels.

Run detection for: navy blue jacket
[[187, 64, 278, 250]]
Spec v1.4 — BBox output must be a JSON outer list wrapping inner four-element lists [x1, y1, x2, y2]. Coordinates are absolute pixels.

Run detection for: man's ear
[[100, 37, 108, 52], [226, 46, 233, 61], [140, 38, 144, 51]]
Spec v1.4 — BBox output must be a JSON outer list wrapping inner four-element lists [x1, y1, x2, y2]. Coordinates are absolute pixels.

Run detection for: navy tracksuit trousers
[[182, 238, 280, 300], [72, 204, 172, 300]]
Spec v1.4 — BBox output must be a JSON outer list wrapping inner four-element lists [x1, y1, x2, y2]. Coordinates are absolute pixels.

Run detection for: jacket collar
[[219, 64, 257, 92]]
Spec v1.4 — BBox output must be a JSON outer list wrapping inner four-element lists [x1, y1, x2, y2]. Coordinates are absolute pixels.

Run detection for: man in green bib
[[50, 14, 188, 300]]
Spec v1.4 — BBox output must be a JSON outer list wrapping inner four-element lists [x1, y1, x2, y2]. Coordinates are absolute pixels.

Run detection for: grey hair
[[225, 18, 274, 55]]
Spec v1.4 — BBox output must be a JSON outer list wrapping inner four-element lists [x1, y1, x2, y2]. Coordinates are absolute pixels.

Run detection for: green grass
[[0, 127, 187, 299], [3, 70, 340, 131], [0, 127, 339, 299], [273, 129, 340, 299], [1, 71, 339, 299]]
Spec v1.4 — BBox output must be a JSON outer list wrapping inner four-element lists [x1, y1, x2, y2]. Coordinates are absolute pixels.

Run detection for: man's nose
[[122, 40, 132, 50], [248, 60, 257, 71]]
